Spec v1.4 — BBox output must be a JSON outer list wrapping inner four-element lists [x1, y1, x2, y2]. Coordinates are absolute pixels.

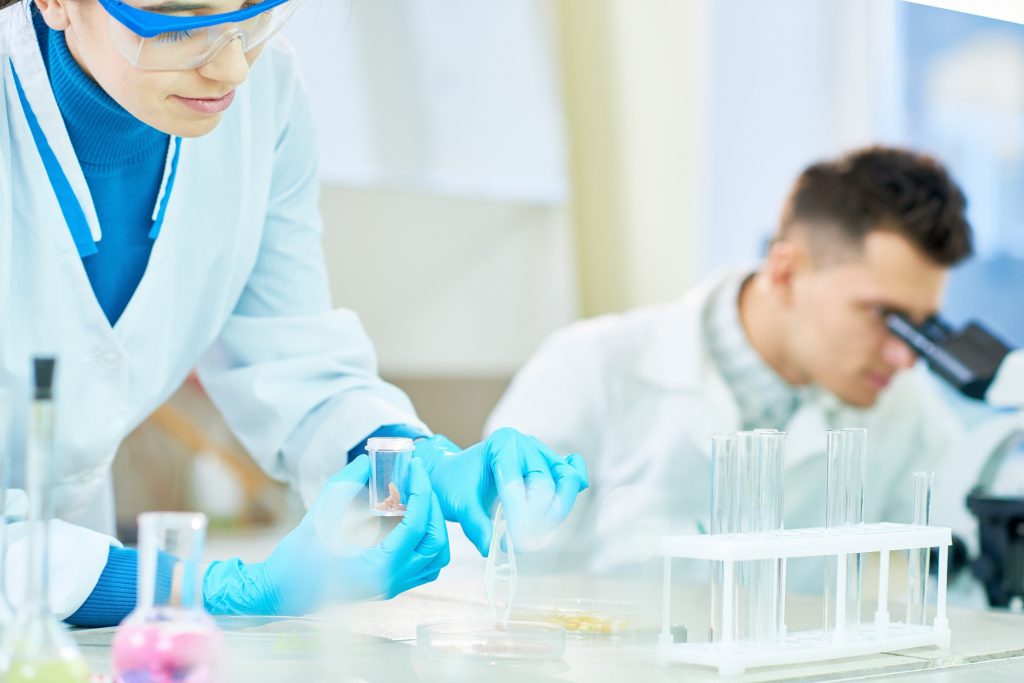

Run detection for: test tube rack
[[657, 523, 952, 677]]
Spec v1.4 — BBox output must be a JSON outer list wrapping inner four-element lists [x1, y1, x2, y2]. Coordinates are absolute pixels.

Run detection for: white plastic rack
[[657, 523, 952, 676]]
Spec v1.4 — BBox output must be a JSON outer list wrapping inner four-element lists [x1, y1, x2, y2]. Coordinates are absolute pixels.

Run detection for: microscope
[[888, 313, 1024, 606]]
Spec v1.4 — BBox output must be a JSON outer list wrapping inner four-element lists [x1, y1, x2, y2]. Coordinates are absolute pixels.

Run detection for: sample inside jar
[[374, 482, 407, 513], [368, 440, 413, 517]]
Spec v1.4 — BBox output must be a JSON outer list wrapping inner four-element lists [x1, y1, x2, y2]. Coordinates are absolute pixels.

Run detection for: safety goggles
[[95, 0, 302, 71]]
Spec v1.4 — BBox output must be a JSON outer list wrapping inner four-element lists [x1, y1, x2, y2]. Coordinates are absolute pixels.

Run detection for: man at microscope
[[486, 145, 1024, 590]]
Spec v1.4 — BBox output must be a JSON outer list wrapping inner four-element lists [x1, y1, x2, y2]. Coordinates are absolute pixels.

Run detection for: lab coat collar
[[635, 269, 730, 392], [5, 3, 101, 243], [635, 268, 745, 458], [638, 268, 753, 395], [635, 268, 844, 467]]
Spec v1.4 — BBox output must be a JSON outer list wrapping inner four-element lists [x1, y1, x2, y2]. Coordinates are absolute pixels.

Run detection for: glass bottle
[[0, 358, 90, 682], [111, 512, 224, 683]]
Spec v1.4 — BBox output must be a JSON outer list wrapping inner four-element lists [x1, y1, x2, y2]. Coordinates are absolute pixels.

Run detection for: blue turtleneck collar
[[32, 8, 168, 170], [30, 7, 171, 326]]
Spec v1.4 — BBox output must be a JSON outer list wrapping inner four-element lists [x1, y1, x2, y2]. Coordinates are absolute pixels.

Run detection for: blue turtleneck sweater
[[34, 9, 169, 326]]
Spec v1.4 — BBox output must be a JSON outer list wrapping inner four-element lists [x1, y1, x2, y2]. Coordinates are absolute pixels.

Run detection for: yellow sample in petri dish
[[513, 599, 639, 637]]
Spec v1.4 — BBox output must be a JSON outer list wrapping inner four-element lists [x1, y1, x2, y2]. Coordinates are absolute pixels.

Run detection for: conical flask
[[0, 358, 89, 682], [112, 512, 224, 683]]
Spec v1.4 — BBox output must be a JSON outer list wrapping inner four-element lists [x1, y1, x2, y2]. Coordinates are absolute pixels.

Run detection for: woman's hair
[[0, 0, 28, 10]]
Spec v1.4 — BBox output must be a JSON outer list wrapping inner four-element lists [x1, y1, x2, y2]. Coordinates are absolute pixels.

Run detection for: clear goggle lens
[[107, 0, 302, 71]]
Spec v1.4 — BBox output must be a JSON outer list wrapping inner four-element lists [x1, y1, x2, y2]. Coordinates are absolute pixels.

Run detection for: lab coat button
[[97, 351, 123, 370]]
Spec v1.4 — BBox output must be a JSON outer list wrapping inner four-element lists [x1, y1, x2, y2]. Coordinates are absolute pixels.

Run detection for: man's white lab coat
[[486, 271, 990, 584]]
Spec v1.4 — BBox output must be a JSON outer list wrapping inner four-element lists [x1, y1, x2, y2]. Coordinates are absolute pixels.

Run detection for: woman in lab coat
[[0, 0, 587, 623]]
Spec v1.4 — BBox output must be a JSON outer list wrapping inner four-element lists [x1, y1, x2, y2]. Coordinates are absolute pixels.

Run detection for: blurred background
[[113, 0, 1024, 540]]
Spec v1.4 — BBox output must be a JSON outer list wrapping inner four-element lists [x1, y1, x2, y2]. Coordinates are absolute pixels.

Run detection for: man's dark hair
[[778, 146, 973, 266]]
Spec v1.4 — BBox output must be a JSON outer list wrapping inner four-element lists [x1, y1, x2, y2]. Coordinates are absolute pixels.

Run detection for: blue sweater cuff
[[347, 424, 429, 463], [66, 546, 175, 628]]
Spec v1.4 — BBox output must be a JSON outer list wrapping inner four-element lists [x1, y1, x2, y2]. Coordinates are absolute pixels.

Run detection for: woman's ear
[[34, 0, 72, 31]]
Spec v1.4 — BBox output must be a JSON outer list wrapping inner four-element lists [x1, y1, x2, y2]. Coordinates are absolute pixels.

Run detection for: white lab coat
[[486, 270, 1011, 586], [0, 4, 425, 617]]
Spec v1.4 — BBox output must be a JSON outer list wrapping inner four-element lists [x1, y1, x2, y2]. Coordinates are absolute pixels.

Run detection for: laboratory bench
[[72, 565, 1024, 682]]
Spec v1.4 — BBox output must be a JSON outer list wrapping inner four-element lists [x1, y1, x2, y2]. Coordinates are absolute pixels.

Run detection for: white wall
[[306, 1, 907, 375], [283, 0, 567, 202], [702, 0, 901, 272], [319, 186, 577, 377], [279, 1, 578, 378]]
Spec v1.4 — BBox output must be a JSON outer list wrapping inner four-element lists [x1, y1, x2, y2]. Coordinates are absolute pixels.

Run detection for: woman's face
[[38, 0, 266, 137]]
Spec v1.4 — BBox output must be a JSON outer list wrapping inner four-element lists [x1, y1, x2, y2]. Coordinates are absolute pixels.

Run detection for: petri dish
[[416, 620, 565, 662], [512, 599, 640, 637]]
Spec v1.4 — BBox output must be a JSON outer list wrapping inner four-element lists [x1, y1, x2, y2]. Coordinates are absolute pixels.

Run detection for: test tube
[[906, 471, 934, 626], [823, 430, 845, 636], [823, 428, 866, 637], [755, 429, 786, 642], [733, 432, 754, 643], [367, 437, 414, 516], [843, 427, 866, 628], [709, 434, 737, 643], [112, 512, 224, 683]]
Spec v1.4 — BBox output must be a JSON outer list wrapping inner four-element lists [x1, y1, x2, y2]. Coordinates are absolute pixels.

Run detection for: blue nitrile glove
[[203, 455, 449, 616], [414, 427, 589, 555]]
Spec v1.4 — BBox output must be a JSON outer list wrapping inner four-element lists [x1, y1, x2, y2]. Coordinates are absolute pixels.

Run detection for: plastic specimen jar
[[368, 437, 414, 516], [111, 512, 224, 683]]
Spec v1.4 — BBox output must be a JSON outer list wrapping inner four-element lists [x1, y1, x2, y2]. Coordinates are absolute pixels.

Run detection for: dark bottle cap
[[33, 357, 56, 400]]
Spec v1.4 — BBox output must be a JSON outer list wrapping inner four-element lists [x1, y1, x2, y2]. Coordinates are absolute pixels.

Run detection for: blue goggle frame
[[95, 0, 293, 39]]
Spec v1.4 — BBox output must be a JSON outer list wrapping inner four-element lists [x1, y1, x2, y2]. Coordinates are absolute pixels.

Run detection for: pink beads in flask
[[111, 512, 224, 683]]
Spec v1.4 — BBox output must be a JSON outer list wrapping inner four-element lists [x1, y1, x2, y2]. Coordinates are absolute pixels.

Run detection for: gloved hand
[[414, 427, 588, 555], [203, 454, 449, 616]]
